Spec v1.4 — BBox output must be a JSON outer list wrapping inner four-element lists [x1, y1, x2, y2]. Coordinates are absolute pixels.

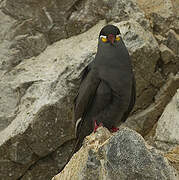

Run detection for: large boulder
[[123, 73, 179, 136], [0, 20, 105, 180], [0, 15, 176, 179], [136, 0, 179, 34], [0, 0, 179, 179], [0, 18, 161, 179], [154, 89, 179, 151], [53, 127, 178, 180], [0, 0, 149, 72]]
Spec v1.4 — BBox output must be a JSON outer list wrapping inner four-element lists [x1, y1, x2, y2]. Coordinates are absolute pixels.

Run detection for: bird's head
[[99, 25, 121, 47]]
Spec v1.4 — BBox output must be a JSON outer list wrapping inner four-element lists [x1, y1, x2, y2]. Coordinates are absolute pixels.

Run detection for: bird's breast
[[98, 64, 133, 96]]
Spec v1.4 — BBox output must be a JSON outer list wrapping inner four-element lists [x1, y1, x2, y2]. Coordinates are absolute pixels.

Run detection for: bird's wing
[[93, 74, 136, 128], [74, 64, 101, 135], [121, 74, 136, 122]]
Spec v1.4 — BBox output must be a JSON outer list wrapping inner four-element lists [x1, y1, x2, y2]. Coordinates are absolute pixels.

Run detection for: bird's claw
[[110, 127, 119, 133], [94, 120, 103, 132]]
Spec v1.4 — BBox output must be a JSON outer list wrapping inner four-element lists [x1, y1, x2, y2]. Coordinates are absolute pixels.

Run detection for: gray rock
[[161, 30, 179, 76], [10, 33, 48, 58], [136, 0, 179, 34], [0, 20, 105, 180], [0, 10, 18, 71], [0, 10, 16, 42], [53, 127, 178, 180], [0, 0, 151, 73], [165, 29, 179, 55], [21, 140, 75, 180], [160, 44, 175, 64], [66, 0, 150, 37], [154, 89, 179, 151], [0, 17, 170, 179], [0, 82, 19, 131], [116, 20, 162, 111], [123, 73, 179, 136], [154, 34, 166, 44]]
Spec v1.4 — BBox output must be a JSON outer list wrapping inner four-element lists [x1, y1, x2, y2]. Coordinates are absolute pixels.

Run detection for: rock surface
[[136, 0, 179, 34], [0, 18, 165, 179], [0, 0, 179, 179], [53, 127, 178, 180], [0, 20, 105, 180], [154, 89, 179, 151], [123, 73, 179, 136]]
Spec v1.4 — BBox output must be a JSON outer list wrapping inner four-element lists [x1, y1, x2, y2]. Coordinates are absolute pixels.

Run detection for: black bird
[[74, 24, 136, 152]]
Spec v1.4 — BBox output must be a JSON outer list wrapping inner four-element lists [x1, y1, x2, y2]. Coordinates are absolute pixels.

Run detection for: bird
[[73, 24, 136, 153]]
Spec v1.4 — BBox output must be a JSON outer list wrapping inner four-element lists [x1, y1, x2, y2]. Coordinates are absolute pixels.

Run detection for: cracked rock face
[[0, 0, 149, 73], [0, 21, 105, 180], [0, 0, 179, 179], [136, 0, 179, 34], [53, 128, 178, 180], [123, 73, 179, 136], [0, 18, 165, 179], [154, 89, 179, 151]]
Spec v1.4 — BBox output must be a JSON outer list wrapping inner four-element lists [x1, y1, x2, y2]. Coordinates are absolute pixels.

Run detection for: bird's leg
[[94, 120, 103, 132], [110, 127, 119, 133]]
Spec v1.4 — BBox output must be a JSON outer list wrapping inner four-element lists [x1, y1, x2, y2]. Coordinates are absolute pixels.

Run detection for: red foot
[[94, 120, 103, 132], [110, 127, 119, 133]]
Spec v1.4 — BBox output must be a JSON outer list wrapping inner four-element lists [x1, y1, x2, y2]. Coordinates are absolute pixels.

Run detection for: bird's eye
[[116, 35, 120, 41], [100, 35, 107, 43]]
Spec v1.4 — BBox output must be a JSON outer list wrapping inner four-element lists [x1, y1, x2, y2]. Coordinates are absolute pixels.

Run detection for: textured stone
[[165, 29, 179, 55], [160, 43, 175, 64], [0, 16, 168, 178], [155, 34, 166, 44], [123, 73, 179, 136], [0, 82, 19, 131], [116, 19, 162, 111], [165, 146, 179, 171], [53, 128, 178, 180], [10, 33, 48, 58], [0, 0, 151, 74], [0, 10, 16, 42], [0, 10, 17, 73], [154, 89, 179, 151], [21, 140, 75, 180], [0, 20, 105, 180], [65, 0, 150, 37], [0, 0, 179, 178], [136, 0, 179, 34]]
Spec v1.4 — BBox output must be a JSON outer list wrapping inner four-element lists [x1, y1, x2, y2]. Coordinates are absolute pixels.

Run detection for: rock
[[160, 29, 179, 76], [53, 127, 178, 180], [0, 0, 149, 45], [0, 82, 19, 131], [21, 140, 75, 180], [0, 1, 178, 178], [0, 0, 150, 74], [165, 29, 179, 55], [123, 73, 179, 136], [0, 20, 105, 180], [10, 33, 48, 58], [153, 89, 179, 151], [0, 16, 173, 179], [0, 10, 16, 43], [160, 44, 175, 64], [116, 19, 162, 111], [155, 34, 166, 44], [0, 10, 17, 72], [165, 146, 179, 171], [136, 0, 179, 34], [66, 0, 150, 37]]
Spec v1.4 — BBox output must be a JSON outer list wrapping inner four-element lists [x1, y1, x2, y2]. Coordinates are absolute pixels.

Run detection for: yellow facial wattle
[[101, 37, 108, 42], [116, 36, 120, 41]]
